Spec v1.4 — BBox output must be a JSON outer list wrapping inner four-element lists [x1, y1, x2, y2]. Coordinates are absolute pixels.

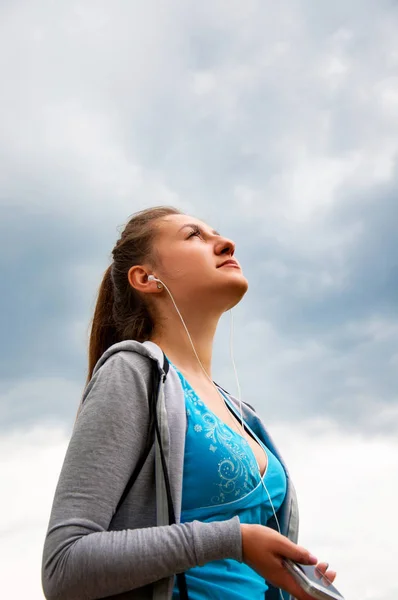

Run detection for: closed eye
[[186, 225, 202, 239]]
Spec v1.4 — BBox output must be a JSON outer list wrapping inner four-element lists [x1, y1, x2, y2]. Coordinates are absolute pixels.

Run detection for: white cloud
[[267, 419, 398, 600], [1, 422, 397, 599], [0, 426, 70, 600]]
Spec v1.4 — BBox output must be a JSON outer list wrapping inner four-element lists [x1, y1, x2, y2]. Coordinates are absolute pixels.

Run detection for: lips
[[218, 259, 240, 268]]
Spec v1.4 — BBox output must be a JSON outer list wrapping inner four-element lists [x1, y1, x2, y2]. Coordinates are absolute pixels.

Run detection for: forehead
[[157, 214, 218, 236]]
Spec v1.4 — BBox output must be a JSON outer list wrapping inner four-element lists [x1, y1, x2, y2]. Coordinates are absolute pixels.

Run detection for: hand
[[241, 524, 336, 600]]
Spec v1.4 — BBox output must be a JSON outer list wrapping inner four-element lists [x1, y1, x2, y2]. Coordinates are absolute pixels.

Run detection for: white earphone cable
[[150, 275, 285, 600], [228, 308, 283, 541], [229, 308, 244, 428]]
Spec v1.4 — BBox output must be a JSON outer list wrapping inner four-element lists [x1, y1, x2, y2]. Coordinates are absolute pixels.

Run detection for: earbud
[[148, 274, 163, 289]]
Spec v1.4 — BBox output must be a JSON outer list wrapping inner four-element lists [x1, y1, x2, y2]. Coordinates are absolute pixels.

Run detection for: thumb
[[281, 540, 318, 566]]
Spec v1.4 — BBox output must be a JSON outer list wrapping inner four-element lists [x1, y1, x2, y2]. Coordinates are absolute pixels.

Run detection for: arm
[[42, 353, 242, 600]]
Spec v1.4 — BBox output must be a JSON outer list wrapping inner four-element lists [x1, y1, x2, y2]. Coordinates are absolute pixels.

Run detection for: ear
[[128, 265, 162, 294]]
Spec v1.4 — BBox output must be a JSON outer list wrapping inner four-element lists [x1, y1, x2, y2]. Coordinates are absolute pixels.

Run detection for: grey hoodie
[[42, 341, 298, 600]]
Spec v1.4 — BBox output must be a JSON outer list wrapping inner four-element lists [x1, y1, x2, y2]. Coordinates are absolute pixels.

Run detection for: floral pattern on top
[[173, 367, 262, 508]]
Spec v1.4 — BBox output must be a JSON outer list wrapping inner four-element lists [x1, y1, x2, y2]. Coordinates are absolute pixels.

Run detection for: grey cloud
[[1, 197, 119, 375], [1, 0, 397, 436], [229, 177, 398, 432]]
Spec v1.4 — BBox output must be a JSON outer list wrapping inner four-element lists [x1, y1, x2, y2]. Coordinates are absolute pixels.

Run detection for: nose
[[216, 236, 235, 257]]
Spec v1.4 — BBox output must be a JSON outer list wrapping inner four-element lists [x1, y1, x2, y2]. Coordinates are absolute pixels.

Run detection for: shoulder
[[80, 350, 154, 417], [99, 348, 153, 373], [90, 350, 152, 387]]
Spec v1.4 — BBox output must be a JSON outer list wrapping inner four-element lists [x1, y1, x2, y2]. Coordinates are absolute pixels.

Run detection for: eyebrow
[[178, 223, 221, 236]]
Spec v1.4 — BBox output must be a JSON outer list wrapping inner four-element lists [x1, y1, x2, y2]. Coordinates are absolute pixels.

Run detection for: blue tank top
[[170, 364, 287, 599]]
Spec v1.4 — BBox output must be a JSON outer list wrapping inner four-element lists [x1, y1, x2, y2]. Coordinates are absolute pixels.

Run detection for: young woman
[[42, 206, 337, 600]]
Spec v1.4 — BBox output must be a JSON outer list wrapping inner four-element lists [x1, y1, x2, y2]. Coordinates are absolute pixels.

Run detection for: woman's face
[[151, 213, 249, 312]]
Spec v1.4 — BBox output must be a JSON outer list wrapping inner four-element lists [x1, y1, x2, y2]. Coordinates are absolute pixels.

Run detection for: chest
[[181, 378, 267, 477], [177, 376, 287, 518]]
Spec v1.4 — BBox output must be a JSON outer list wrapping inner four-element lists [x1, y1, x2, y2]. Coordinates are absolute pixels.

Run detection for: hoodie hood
[[92, 340, 166, 378]]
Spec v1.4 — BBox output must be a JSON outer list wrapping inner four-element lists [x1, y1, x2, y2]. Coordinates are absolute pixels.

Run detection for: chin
[[223, 276, 249, 310]]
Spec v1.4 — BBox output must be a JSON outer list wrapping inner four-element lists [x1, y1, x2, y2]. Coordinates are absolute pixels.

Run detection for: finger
[[324, 569, 337, 584], [281, 568, 323, 600], [281, 541, 318, 565], [315, 562, 329, 578], [317, 568, 337, 587]]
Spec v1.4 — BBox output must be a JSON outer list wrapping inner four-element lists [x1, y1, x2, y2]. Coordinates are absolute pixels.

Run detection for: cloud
[[1, 0, 397, 431], [215, 311, 398, 436], [0, 425, 69, 600], [1, 421, 396, 599], [1, 2, 398, 599], [0, 376, 82, 430], [271, 418, 398, 600]]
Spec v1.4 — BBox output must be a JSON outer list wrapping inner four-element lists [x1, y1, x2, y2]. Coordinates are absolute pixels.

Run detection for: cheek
[[158, 251, 194, 280], [161, 247, 211, 279]]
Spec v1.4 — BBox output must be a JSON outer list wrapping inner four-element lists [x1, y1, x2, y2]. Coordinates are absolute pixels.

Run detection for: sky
[[1, 0, 397, 598]]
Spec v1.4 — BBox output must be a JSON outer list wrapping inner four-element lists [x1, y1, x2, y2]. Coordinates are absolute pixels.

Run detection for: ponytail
[[85, 206, 182, 385], [87, 265, 118, 382]]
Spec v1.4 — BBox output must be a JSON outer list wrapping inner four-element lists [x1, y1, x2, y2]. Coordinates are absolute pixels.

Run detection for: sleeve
[[41, 353, 242, 600]]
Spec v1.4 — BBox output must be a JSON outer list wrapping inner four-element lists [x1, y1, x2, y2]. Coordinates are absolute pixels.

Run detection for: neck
[[150, 309, 221, 379]]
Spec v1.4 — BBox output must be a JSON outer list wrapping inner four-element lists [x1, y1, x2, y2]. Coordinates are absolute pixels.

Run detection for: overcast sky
[[1, 1, 397, 599]]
